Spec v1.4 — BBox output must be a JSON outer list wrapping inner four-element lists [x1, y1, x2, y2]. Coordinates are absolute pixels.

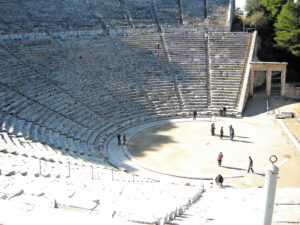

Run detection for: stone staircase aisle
[[170, 186, 300, 225], [163, 33, 208, 116], [208, 32, 252, 116]]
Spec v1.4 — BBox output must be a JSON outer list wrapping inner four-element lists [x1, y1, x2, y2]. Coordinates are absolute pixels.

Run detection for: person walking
[[229, 124, 233, 133], [217, 152, 223, 167], [211, 123, 215, 136], [123, 134, 127, 145], [248, 156, 254, 173], [220, 127, 224, 139], [230, 127, 234, 141], [117, 133, 121, 145], [193, 110, 197, 120]]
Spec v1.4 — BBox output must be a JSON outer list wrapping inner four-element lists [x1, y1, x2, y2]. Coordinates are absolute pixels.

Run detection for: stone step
[[52, 131, 64, 149], [88, 131, 100, 146], [81, 129, 94, 142], [61, 120, 76, 135], [2, 97, 30, 114], [6, 116, 17, 134], [41, 113, 59, 128], [37, 126, 47, 144], [73, 126, 88, 140], [44, 129, 54, 147], [13, 119, 26, 137], [0, 92, 19, 109], [20, 104, 45, 122], [30, 124, 39, 142], [22, 121, 32, 139], [0, 112, 11, 131], [15, 102, 35, 118], [47, 115, 65, 130]]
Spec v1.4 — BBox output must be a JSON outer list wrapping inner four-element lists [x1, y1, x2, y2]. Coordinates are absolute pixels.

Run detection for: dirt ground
[[127, 96, 300, 188]]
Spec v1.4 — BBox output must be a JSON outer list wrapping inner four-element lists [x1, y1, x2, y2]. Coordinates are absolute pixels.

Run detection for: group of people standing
[[117, 133, 127, 146], [211, 123, 234, 140]]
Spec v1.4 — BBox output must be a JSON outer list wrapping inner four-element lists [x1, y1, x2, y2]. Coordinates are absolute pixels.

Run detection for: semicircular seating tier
[[0, 0, 232, 35], [0, 31, 253, 157]]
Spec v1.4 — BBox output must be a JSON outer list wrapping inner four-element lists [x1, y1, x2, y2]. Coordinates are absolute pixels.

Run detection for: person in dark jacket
[[123, 134, 127, 145], [230, 127, 234, 141], [193, 111, 197, 120], [117, 133, 121, 145], [215, 174, 224, 186], [248, 156, 254, 173], [220, 127, 224, 139], [211, 123, 215, 136]]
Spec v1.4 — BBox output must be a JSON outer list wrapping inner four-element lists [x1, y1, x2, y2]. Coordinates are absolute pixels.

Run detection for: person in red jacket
[[217, 152, 223, 167]]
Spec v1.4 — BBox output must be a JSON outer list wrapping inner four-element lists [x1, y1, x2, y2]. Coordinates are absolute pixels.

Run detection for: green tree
[[274, 1, 300, 57], [246, 0, 263, 15], [262, 0, 287, 20], [245, 11, 268, 29]]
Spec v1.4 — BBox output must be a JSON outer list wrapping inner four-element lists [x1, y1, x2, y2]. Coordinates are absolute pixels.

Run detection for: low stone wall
[[285, 83, 300, 98]]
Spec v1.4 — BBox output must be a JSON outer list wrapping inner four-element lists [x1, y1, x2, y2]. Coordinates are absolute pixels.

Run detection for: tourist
[[229, 124, 233, 133], [211, 123, 215, 136], [215, 174, 224, 186], [193, 110, 197, 120], [220, 126, 224, 139], [222, 106, 227, 116], [117, 133, 121, 145], [230, 127, 234, 141], [248, 156, 254, 173], [154, 49, 158, 58], [123, 134, 127, 145], [217, 152, 223, 167]]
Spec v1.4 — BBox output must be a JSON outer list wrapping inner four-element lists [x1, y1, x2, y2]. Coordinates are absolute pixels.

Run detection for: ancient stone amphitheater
[[0, 0, 266, 224]]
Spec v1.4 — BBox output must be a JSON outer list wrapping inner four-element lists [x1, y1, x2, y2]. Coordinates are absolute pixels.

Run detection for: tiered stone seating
[[113, 34, 182, 117], [182, 0, 205, 26], [207, 0, 230, 29], [0, 132, 203, 224], [0, 0, 234, 35], [208, 32, 252, 115], [0, 45, 107, 155], [0, 0, 102, 34], [154, 0, 181, 26], [0, 2, 29, 34], [0, 34, 186, 151], [124, 0, 156, 28], [91, 0, 129, 28], [55, 35, 182, 122], [163, 33, 208, 115]]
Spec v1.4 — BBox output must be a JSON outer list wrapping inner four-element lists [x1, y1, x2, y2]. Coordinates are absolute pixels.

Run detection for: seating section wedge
[[208, 32, 252, 115]]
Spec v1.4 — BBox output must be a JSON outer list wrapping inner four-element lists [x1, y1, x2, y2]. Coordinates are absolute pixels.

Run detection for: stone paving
[[107, 94, 300, 224]]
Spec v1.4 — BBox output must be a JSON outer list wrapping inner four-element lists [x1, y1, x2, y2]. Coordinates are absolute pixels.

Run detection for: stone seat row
[[0, 86, 104, 145], [1, 31, 252, 124], [0, 174, 203, 224], [0, 130, 205, 224], [0, 136, 159, 183]]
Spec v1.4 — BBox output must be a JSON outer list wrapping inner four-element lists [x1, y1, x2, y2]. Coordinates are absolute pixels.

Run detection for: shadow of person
[[232, 139, 254, 144], [221, 165, 247, 171], [254, 172, 265, 177]]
